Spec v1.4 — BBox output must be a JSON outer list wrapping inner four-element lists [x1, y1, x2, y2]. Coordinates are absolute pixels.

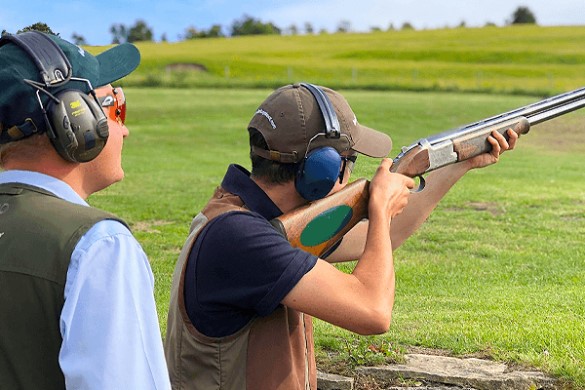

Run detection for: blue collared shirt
[[0, 170, 171, 390]]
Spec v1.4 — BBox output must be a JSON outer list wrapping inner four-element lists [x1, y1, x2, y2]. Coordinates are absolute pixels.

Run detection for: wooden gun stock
[[271, 179, 370, 257]]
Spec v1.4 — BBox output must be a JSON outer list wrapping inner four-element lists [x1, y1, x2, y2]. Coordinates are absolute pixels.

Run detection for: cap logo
[[77, 46, 86, 57], [352, 115, 358, 127], [255, 108, 276, 129]]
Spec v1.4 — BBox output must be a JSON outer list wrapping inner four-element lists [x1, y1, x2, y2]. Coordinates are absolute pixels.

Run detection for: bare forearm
[[353, 211, 392, 281], [283, 210, 397, 335], [390, 161, 471, 248], [349, 209, 395, 331]]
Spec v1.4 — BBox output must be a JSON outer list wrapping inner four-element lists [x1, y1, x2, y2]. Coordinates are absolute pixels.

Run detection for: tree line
[[2, 7, 537, 46]]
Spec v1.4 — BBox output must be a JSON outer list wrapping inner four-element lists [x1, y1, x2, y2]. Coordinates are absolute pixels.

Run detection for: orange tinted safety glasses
[[95, 86, 126, 125]]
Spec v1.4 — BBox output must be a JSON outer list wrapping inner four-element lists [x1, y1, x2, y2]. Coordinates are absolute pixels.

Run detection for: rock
[[317, 370, 355, 390], [355, 354, 557, 390]]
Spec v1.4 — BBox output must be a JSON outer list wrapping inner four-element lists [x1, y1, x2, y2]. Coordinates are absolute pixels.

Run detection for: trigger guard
[[411, 175, 426, 193]]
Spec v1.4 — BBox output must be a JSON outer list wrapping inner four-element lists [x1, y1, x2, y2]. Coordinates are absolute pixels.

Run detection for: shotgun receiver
[[271, 86, 585, 256]]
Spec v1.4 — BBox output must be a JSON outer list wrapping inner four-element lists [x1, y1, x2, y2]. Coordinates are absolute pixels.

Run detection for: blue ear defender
[[294, 83, 346, 201], [295, 146, 342, 201]]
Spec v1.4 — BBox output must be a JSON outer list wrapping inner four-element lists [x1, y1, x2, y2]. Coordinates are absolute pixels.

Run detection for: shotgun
[[270, 86, 585, 256]]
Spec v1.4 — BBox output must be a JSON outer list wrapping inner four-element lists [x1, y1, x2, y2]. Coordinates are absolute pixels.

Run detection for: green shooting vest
[[0, 182, 125, 390]]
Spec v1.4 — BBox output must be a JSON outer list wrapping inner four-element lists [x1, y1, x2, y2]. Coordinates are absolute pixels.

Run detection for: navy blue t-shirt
[[184, 165, 318, 337]]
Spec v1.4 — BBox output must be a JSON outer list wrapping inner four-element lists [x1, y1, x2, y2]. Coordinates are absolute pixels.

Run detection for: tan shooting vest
[[164, 186, 317, 390]]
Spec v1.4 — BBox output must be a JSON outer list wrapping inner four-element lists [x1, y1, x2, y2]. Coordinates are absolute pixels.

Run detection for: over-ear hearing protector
[[295, 83, 345, 201], [45, 89, 109, 162], [0, 31, 108, 162]]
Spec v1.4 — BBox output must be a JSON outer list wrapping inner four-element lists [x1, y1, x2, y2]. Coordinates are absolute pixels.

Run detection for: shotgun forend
[[391, 86, 585, 191]]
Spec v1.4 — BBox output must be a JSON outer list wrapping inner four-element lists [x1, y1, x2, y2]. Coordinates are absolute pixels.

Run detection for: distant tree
[[370, 26, 382, 33], [1, 29, 7, 37], [401, 22, 415, 30], [183, 26, 200, 39], [387, 23, 396, 31], [111, 20, 153, 43], [231, 14, 281, 36], [336, 20, 351, 33], [304, 22, 314, 34], [183, 24, 224, 40], [17, 22, 58, 35], [485, 22, 497, 27], [458, 20, 466, 28], [508, 6, 537, 25], [287, 24, 299, 35], [207, 24, 224, 38], [110, 24, 127, 44], [127, 20, 153, 42], [71, 33, 87, 46]]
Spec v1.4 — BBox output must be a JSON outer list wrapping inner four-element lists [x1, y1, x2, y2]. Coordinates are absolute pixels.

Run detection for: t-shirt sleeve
[[191, 211, 318, 317]]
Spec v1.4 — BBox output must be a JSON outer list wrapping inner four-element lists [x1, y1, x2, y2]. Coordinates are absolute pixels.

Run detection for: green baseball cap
[[0, 32, 140, 143], [248, 84, 392, 163]]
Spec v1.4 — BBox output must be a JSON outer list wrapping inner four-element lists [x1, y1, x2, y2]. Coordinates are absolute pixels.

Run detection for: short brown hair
[[0, 134, 51, 168], [249, 128, 298, 184]]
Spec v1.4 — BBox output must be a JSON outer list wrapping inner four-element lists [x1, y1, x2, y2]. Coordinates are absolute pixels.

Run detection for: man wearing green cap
[[164, 83, 517, 389], [0, 32, 170, 389]]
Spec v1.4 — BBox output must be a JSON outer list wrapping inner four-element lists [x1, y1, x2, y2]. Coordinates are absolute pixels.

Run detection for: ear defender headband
[[295, 83, 350, 201], [0, 31, 108, 163]]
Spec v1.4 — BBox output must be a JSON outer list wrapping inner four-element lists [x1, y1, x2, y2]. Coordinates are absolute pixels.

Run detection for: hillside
[[86, 25, 585, 95]]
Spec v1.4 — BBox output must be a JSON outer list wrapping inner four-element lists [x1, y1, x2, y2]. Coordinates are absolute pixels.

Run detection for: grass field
[[86, 25, 585, 95], [87, 87, 585, 388]]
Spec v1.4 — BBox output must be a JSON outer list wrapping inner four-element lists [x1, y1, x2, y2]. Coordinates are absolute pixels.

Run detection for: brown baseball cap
[[248, 83, 392, 163]]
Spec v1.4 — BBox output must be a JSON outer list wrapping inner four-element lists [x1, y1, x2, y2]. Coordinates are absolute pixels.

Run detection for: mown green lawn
[[90, 87, 585, 388]]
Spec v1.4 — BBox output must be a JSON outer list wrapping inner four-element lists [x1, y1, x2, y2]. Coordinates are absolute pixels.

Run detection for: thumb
[[379, 158, 392, 170]]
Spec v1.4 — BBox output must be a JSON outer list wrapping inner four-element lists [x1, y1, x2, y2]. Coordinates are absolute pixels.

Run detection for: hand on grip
[[369, 159, 415, 220]]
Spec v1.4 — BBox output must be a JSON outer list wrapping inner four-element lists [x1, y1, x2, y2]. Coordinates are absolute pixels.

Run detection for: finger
[[395, 193, 411, 216], [379, 158, 392, 171], [404, 176, 416, 189], [491, 131, 512, 154], [491, 130, 510, 151], [487, 135, 501, 156], [389, 172, 415, 189], [506, 129, 518, 149]]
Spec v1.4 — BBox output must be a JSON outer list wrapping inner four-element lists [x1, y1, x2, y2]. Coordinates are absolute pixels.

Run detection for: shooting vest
[[164, 186, 317, 390], [0, 183, 125, 390]]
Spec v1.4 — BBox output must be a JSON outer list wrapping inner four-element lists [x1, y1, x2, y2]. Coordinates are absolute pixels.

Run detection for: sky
[[1, 0, 584, 46]]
